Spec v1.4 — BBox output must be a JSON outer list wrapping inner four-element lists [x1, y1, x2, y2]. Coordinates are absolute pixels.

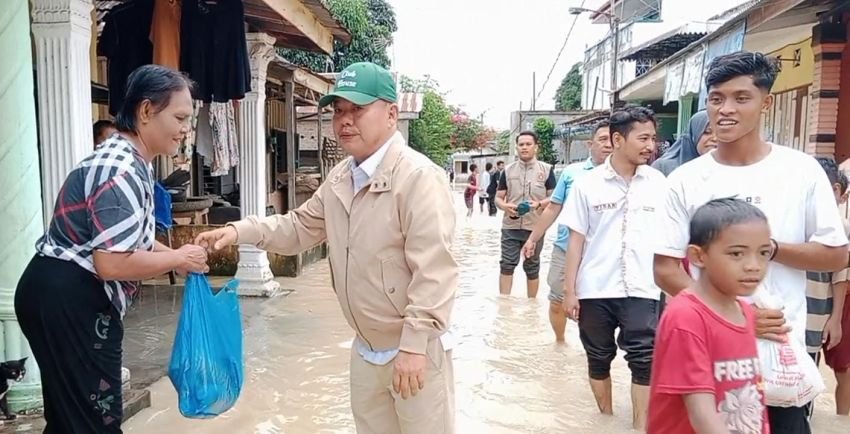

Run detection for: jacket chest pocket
[[380, 256, 411, 316]]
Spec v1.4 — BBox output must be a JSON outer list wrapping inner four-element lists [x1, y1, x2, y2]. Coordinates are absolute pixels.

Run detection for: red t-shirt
[[648, 291, 769, 434]]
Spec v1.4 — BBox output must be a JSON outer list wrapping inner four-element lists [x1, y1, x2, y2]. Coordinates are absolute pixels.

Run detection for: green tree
[[451, 116, 491, 151], [554, 62, 583, 111], [280, 0, 397, 72], [533, 117, 557, 164], [409, 90, 454, 166], [399, 74, 439, 93], [494, 129, 512, 154]]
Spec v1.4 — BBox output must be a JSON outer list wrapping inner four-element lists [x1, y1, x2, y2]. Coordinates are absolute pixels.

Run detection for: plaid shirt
[[36, 135, 155, 318]]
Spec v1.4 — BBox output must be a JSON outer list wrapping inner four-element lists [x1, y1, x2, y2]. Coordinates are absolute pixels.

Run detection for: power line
[[533, 0, 588, 106]]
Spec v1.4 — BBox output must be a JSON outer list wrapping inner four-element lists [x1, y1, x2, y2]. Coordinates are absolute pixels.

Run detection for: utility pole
[[569, 4, 620, 109], [532, 72, 537, 110], [609, 0, 620, 108]]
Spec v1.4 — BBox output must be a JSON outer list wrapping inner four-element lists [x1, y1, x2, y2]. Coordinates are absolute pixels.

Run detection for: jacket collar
[[367, 131, 405, 193], [329, 131, 405, 214]]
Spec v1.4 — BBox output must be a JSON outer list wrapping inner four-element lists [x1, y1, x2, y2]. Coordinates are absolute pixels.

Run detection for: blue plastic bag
[[168, 274, 243, 418]]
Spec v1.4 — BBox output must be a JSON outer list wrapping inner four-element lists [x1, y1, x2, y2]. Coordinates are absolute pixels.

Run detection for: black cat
[[0, 357, 27, 421]]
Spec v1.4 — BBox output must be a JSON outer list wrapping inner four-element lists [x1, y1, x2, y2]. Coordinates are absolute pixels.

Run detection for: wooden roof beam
[[260, 0, 334, 54]]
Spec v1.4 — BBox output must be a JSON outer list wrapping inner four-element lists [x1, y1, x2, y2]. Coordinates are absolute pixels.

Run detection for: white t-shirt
[[657, 144, 849, 346], [560, 159, 668, 300], [480, 171, 491, 197]]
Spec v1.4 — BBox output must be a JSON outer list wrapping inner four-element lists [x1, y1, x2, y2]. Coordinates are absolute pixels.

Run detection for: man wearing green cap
[[196, 62, 458, 433]]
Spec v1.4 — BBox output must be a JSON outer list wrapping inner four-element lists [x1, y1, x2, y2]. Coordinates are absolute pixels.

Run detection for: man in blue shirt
[[522, 121, 611, 343]]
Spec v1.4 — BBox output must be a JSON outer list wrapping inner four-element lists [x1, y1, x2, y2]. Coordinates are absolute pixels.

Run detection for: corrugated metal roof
[[620, 30, 708, 61]]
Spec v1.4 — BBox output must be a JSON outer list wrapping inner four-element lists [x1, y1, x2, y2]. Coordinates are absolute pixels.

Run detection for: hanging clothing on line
[[150, 0, 182, 69], [194, 102, 239, 176], [98, 0, 154, 115], [209, 101, 240, 176], [176, 100, 203, 164], [181, 0, 251, 103], [195, 103, 214, 165]]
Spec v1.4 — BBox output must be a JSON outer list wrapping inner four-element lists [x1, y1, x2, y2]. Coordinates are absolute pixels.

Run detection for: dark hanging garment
[[181, 0, 252, 103], [98, 0, 155, 115]]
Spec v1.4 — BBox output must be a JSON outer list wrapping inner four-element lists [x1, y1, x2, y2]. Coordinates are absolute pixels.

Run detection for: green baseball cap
[[319, 62, 398, 108]]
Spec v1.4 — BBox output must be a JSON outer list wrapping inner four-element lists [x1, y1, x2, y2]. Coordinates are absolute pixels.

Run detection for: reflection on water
[[122, 192, 848, 433]]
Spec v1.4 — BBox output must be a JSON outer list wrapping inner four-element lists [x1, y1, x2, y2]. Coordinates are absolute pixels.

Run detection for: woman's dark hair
[[816, 157, 849, 195], [517, 130, 539, 144], [485, 162, 493, 171], [469, 164, 478, 173], [706, 51, 780, 92], [609, 104, 656, 139], [115, 65, 194, 133], [689, 198, 768, 247]]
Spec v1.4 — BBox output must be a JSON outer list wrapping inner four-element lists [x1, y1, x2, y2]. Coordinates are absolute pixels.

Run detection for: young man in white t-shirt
[[654, 51, 849, 434], [560, 105, 668, 430]]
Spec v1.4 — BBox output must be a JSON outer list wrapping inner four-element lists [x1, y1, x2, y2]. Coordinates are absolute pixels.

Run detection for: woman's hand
[[174, 244, 209, 274]]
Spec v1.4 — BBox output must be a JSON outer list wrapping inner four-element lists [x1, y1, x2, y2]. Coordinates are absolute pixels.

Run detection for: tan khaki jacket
[[231, 132, 457, 355]]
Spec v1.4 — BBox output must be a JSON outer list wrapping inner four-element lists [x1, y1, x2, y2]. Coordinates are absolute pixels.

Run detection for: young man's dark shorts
[[768, 406, 811, 434], [578, 297, 658, 385], [500, 229, 544, 279]]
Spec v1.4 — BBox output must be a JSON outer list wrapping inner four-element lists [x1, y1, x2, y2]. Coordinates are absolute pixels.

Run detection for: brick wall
[[806, 21, 846, 157], [836, 15, 850, 163]]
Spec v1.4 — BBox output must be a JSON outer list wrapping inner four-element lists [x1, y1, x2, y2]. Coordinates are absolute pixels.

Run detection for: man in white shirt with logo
[[560, 105, 667, 430], [654, 51, 848, 434]]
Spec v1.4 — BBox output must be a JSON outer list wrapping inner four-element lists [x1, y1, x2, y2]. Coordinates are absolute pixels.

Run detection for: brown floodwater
[[121, 192, 848, 434]]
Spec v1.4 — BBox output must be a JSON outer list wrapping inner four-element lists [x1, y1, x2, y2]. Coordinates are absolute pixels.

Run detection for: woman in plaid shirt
[[15, 65, 209, 433]]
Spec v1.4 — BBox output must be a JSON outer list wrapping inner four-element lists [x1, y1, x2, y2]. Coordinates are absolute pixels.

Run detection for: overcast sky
[[389, 0, 609, 130]]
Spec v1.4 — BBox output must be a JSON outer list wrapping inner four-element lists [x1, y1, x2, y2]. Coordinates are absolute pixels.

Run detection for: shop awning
[[243, 0, 351, 54], [616, 0, 816, 102]]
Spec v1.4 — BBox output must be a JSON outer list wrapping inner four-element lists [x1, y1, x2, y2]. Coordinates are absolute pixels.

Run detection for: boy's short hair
[[485, 162, 493, 171], [816, 157, 848, 195], [705, 51, 780, 93], [609, 105, 656, 140], [469, 164, 478, 173], [516, 130, 539, 144], [593, 120, 610, 135], [689, 198, 768, 247], [93, 119, 116, 140]]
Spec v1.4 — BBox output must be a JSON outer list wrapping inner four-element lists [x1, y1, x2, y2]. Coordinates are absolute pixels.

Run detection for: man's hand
[[754, 308, 790, 342], [504, 203, 518, 218], [195, 226, 238, 252], [522, 239, 538, 259], [563, 293, 580, 321], [823, 315, 843, 351], [392, 350, 427, 400]]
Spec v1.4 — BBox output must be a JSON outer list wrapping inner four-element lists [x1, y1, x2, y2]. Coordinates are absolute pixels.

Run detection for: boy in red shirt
[[648, 198, 770, 433]]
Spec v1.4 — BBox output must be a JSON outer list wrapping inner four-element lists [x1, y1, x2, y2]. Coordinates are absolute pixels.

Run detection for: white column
[[0, 0, 45, 412], [235, 33, 280, 297], [31, 0, 95, 223]]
